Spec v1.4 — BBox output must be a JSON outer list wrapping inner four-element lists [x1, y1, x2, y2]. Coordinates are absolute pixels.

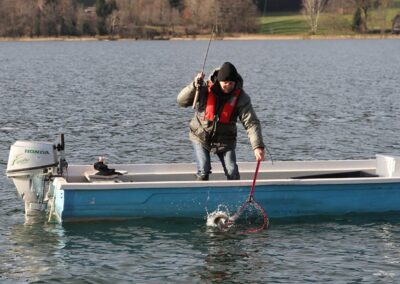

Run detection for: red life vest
[[204, 83, 241, 124]]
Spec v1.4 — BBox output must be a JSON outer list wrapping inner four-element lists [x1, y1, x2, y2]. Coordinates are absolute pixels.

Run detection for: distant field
[[259, 6, 400, 35], [259, 13, 309, 35]]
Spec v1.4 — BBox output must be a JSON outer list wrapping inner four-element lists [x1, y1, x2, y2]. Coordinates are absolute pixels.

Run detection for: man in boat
[[177, 62, 265, 181]]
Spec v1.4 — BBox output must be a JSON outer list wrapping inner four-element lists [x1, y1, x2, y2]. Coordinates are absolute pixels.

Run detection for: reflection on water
[[2, 214, 400, 282], [199, 234, 251, 282], [4, 223, 67, 282], [5, 219, 266, 283]]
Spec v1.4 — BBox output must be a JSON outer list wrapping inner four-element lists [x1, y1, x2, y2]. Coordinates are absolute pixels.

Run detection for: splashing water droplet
[[206, 210, 229, 228]]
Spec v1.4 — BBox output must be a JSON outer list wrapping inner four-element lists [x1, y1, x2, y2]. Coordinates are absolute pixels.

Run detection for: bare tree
[[184, 0, 216, 33], [0, 0, 38, 36], [58, 0, 79, 35], [215, 0, 258, 34], [184, 0, 257, 35], [0, 0, 258, 38], [302, 0, 327, 34], [76, 5, 97, 35], [106, 10, 119, 35], [324, 0, 355, 15], [113, 0, 138, 36], [114, 0, 177, 37], [376, 0, 393, 34]]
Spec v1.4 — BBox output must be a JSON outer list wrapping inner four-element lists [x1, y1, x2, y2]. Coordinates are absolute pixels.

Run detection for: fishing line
[[192, 26, 215, 109], [265, 146, 274, 164]]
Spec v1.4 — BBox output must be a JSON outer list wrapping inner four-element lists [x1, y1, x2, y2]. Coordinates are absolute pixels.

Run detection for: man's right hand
[[194, 72, 205, 87]]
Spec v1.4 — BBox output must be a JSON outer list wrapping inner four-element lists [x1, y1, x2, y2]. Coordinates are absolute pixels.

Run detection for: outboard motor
[[6, 135, 67, 217]]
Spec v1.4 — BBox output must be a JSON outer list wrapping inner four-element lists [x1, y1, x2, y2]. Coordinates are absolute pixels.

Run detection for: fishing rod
[[192, 26, 215, 109]]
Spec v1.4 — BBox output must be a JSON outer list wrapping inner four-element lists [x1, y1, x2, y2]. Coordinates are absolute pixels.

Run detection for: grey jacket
[[177, 69, 265, 153]]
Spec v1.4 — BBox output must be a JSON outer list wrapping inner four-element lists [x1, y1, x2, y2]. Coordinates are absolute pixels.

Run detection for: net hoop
[[227, 199, 269, 234]]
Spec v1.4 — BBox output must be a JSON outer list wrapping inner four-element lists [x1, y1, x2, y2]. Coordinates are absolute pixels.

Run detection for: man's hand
[[194, 72, 205, 87], [254, 148, 265, 161]]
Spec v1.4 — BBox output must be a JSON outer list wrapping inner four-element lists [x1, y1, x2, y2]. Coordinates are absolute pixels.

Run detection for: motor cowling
[[7, 140, 57, 176], [6, 141, 58, 217]]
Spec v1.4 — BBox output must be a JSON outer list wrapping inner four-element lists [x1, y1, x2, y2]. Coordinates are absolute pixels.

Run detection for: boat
[[6, 135, 400, 224]]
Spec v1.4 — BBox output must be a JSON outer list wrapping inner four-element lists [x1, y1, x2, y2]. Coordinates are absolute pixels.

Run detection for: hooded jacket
[[177, 68, 265, 153]]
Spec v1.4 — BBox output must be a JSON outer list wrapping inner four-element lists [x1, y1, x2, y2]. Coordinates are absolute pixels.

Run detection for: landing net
[[207, 160, 269, 233]]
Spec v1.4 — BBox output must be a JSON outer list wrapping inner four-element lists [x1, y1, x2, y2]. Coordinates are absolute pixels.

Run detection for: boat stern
[[6, 136, 67, 220]]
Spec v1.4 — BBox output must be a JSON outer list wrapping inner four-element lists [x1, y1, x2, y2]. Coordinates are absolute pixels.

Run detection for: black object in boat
[[94, 161, 122, 176]]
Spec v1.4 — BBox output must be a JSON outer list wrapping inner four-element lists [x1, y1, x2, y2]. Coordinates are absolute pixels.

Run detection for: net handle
[[249, 159, 261, 200]]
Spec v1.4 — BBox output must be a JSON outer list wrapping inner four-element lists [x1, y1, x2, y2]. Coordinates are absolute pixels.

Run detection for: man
[[177, 62, 265, 181]]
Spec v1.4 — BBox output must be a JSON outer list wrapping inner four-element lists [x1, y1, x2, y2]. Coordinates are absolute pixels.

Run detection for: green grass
[[368, 8, 400, 31], [259, 7, 400, 35], [259, 14, 309, 35]]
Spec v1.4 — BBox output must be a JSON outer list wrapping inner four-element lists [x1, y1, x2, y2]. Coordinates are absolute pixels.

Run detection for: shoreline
[[1, 34, 400, 42]]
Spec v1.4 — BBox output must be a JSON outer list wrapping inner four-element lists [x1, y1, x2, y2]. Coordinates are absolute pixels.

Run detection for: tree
[[302, 0, 327, 34], [0, 0, 260, 38], [184, 0, 257, 35], [351, 0, 373, 33], [215, 0, 258, 34], [76, 4, 97, 35], [184, 0, 215, 33], [96, 0, 117, 35], [0, 0, 39, 36]]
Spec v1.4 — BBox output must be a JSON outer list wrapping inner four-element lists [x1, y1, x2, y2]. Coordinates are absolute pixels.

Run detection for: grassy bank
[[259, 13, 310, 35], [259, 6, 400, 36]]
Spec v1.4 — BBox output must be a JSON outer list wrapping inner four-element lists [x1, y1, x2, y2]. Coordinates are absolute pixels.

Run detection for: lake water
[[1, 39, 400, 283]]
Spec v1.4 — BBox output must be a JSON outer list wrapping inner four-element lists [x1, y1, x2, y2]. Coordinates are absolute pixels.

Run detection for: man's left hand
[[254, 148, 265, 161]]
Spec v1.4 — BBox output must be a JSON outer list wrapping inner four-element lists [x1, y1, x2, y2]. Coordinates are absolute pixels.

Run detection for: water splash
[[207, 202, 269, 233], [206, 205, 233, 231]]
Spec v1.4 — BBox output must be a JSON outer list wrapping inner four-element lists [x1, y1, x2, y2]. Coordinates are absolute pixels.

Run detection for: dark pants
[[193, 143, 240, 180]]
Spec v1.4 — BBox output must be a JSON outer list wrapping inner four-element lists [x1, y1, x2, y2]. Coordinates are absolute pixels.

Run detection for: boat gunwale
[[65, 159, 377, 174], [54, 176, 400, 191], [52, 158, 400, 190]]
